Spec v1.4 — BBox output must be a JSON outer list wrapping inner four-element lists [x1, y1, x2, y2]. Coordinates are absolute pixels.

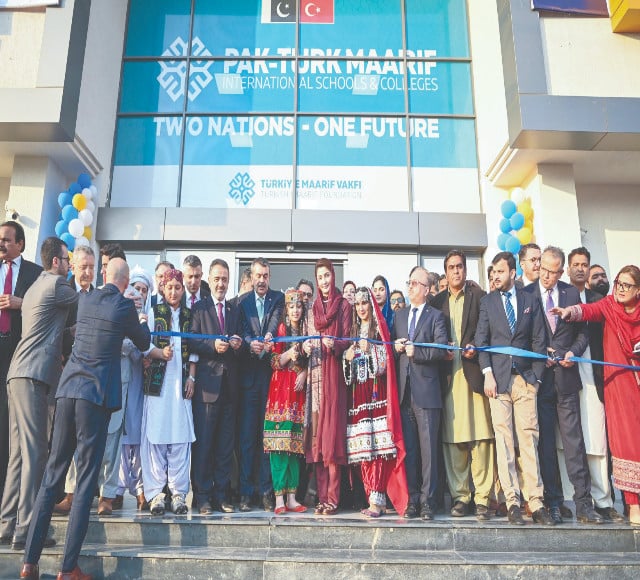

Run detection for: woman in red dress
[[343, 287, 408, 517], [263, 289, 308, 515], [555, 265, 640, 525]]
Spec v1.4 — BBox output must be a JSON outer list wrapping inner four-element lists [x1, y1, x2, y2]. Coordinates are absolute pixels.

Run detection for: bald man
[[20, 259, 151, 580]]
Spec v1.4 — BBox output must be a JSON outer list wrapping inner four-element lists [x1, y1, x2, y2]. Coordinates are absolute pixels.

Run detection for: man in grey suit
[[475, 251, 553, 526], [20, 258, 150, 580], [0, 221, 42, 503], [392, 266, 448, 520], [0, 237, 77, 551]]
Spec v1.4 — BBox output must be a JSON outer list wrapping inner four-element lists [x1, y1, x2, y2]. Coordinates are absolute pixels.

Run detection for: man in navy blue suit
[[20, 258, 150, 580], [237, 258, 284, 511]]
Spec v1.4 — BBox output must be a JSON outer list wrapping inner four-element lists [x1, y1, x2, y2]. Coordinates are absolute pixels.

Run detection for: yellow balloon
[[516, 227, 532, 245], [72, 193, 87, 211], [67, 251, 73, 263], [83, 226, 92, 240], [517, 200, 533, 221], [524, 218, 534, 231]]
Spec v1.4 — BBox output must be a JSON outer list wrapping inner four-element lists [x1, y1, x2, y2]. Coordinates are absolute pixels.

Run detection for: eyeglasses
[[58, 256, 70, 263], [615, 280, 638, 292], [540, 266, 562, 277], [390, 297, 405, 305], [301, 291, 313, 298], [406, 279, 427, 289], [523, 257, 541, 264]]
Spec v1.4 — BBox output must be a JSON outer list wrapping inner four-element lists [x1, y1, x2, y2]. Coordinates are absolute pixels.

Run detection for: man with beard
[[587, 265, 610, 296]]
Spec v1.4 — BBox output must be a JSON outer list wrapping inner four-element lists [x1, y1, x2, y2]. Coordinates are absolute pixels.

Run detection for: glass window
[[405, 0, 470, 57], [125, 0, 192, 57], [297, 60, 406, 114], [187, 60, 295, 114], [111, 117, 182, 207], [192, 0, 296, 55], [296, 116, 409, 211], [180, 115, 294, 209], [299, 0, 403, 54], [120, 61, 186, 114], [407, 62, 473, 115]]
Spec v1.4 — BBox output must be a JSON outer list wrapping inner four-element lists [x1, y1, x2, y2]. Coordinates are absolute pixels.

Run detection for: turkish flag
[[300, 0, 334, 24]]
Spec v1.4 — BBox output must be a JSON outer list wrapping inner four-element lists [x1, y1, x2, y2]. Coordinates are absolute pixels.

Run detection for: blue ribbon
[[151, 330, 640, 372]]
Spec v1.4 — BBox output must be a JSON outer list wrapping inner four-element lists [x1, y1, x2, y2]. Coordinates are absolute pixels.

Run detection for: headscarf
[[372, 274, 394, 331], [313, 258, 343, 332], [162, 268, 183, 287], [129, 265, 152, 315]]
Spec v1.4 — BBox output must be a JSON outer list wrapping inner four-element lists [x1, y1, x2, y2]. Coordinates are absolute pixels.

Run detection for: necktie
[[503, 291, 516, 335], [546, 289, 557, 333], [190, 293, 197, 307], [217, 301, 225, 333], [257, 297, 265, 325], [0, 260, 13, 333], [408, 307, 418, 341]]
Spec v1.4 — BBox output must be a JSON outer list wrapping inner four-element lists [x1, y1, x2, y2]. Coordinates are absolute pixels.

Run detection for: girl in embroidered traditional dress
[[263, 289, 308, 515], [343, 287, 408, 517], [141, 269, 195, 516], [555, 265, 640, 525]]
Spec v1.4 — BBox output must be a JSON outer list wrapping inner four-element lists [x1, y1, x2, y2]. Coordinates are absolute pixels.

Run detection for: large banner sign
[[531, 1, 609, 15], [113, 0, 479, 213]]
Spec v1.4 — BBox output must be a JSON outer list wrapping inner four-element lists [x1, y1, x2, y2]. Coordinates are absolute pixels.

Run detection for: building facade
[[1, 0, 638, 291]]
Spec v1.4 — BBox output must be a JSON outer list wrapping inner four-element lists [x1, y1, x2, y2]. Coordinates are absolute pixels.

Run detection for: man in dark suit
[[189, 258, 244, 514], [237, 258, 284, 511], [0, 221, 42, 504], [566, 247, 623, 522], [431, 251, 495, 521], [182, 254, 211, 309], [392, 266, 448, 520], [20, 258, 150, 580], [0, 238, 77, 551], [475, 251, 553, 526], [526, 246, 602, 525]]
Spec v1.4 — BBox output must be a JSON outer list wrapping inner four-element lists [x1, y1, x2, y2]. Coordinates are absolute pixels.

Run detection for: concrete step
[[1, 509, 639, 579]]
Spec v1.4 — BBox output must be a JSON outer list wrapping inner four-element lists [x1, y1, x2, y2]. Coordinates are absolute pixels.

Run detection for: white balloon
[[86, 200, 95, 213], [82, 187, 92, 201], [79, 209, 93, 226], [510, 187, 526, 204], [68, 218, 84, 238], [75, 236, 90, 247], [89, 185, 97, 197]]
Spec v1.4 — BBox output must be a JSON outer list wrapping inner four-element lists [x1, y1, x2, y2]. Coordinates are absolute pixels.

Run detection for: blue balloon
[[510, 212, 525, 231], [54, 220, 67, 237], [69, 182, 82, 195], [60, 232, 75, 251], [516, 263, 523, 277], [77, 173, 92, 189], [58, 192, 72, 208], [501, 200, 517, 219], [499, 218, 512, 234], [61, 204, 78, 222], [505, 236, 521, 254], [497, 233, 511, 251]]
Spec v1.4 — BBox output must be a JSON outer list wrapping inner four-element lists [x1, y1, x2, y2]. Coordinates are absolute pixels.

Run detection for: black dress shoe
[[450, 501, 468, 517], [12, 537, 56, 551], [595, 506, 626, 523], [199, 501, 214, 515], [403, 503, 418, 519], [219, 501, 235, 514], [420, 503, 433, 521], [532, 508, 555, 526], [576, 505, 605, 524], [549, 506, 563, 524], [559, 503, 573, 519], [262, 493, 275, 511], [239, 495, 252, 512], [508, 505, 525, 525], [475, 504, 490, 521]]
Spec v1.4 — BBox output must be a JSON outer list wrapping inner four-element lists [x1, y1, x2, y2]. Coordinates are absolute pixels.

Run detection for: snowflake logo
[[228, 173, 256, 206], [157, 36, 213, 102]]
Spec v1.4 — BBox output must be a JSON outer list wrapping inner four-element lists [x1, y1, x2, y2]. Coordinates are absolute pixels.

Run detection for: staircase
[[1, 509, 639, 579]]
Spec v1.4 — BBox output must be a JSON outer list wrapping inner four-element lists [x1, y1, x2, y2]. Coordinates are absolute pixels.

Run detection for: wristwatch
[[188, 375, 196, 383]]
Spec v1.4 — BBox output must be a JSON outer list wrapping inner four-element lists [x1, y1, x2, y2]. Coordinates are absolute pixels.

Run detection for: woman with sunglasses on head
[[343, 287, 408, 518], [554, 265, 640, 525]]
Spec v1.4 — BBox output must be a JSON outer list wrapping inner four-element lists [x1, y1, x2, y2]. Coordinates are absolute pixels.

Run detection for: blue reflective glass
[[406, 0, 469, 57], [410, 118, 476, 168], [187, 61, 295, 113], [120, 62, 185, 113], [408, 62, 473, 115], [125, 0, 191, 57]]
